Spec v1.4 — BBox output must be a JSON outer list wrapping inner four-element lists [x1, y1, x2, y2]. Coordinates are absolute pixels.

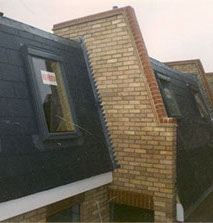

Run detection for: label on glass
[[41, 70, 57, 86]]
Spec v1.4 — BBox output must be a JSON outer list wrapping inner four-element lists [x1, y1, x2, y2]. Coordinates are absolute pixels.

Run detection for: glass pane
[[46, 205, 80, 222], [194, 93, 208, 118], [160, 79, 181, 117], [32, 57, 75, 133], [46, 209, 73, 222]]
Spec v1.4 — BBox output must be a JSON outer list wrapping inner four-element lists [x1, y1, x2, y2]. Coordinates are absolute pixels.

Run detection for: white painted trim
[[176, 203, 184, 222], [0, 172, 112, 221]]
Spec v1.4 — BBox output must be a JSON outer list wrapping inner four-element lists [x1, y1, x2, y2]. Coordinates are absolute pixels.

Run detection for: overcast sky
[[1, 0, 213, 72]]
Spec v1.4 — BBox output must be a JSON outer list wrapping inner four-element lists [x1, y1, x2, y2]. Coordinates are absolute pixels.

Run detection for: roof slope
[[151, 58, 213, 210], [151, 57, 211, 149], [0, 17, 115, 203], [165, 59, 213, 117]]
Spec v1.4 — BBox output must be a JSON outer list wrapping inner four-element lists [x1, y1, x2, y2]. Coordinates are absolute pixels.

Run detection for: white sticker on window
[[41, 70, 57, 86]]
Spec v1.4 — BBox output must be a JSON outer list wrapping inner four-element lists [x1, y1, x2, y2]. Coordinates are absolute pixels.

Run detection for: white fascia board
[[0, 172, 112, 221]]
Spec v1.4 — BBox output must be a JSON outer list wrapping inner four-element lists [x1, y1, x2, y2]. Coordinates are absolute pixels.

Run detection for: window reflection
[[194, 93, 208, 118], [159, 78, 181, 117], [32, 57, 75, 133]]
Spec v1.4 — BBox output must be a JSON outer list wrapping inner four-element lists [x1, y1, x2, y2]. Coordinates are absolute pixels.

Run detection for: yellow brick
[[54, 12, 177, 221]]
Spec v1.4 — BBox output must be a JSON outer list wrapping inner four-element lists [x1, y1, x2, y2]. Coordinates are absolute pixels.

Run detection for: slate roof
[[151, 58, 213, 210], [0, 16, 116, 203]]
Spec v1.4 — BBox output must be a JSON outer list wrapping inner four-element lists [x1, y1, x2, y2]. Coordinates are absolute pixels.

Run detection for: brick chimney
[[53, 7, 177, 222]]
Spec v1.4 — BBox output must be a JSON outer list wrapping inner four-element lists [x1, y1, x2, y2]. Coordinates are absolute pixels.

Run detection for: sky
[[1, 0, 213, 72]]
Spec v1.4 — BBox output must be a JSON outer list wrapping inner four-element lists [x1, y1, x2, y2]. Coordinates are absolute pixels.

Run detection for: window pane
[[32, 57, 75, 133], [194, 93, 208, 118], [160, 79, 181, 117], [46, 205, 80, 222]]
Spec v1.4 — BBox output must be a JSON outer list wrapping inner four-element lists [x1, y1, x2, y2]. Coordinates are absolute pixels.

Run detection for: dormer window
[[22, 46, 79, 140], [156, 73, 181, 117], [32, 57, 75, 133]]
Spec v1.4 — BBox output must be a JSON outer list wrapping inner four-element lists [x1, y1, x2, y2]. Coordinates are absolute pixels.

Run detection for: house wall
[[4, 185, 110, 222], [53, 7, 177, 222], [166, 62, 198, 74]]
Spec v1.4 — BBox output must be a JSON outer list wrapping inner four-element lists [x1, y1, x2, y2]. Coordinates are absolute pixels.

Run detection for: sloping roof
[[151, 57, 211, 148], [0, 16, 115, 203], [165, 59, 213, 115], [151, 58, 213, 210]]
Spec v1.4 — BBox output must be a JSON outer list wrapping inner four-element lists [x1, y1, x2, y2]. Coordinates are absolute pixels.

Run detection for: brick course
[[54, 6, 177, 222]]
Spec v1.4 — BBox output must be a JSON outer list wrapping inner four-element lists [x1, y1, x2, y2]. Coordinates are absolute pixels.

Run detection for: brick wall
[[166, 62, 198, 74], [53, 6, 177, 222], [6, 207, 46, 222], [80, 185, 110, 222], [4, 185, 110, 222], [206, 72, 213, 93], [165, 60, 213, 112]]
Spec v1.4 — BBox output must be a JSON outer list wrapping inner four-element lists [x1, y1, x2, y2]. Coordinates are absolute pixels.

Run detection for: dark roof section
[[164, 59, 213, 116], [0, 16, 116, 203], [151, 58, 210, 128], [0, 16, 80, 47], [151, 58, 213, 210]]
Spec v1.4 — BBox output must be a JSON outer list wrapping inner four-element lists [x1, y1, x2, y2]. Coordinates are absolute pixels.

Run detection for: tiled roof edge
[[151, 58, 194, 77], [80, 38, 119, 169]]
